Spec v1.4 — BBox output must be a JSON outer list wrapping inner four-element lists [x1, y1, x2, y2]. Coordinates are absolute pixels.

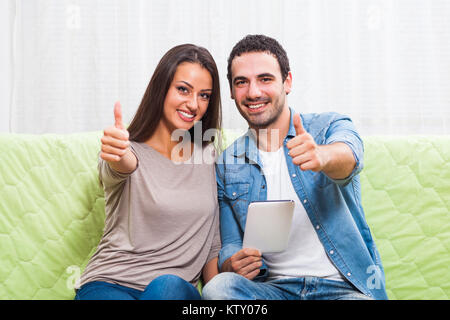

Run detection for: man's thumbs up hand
[[100, 101, 130, 162], [293, 113, 306, 136], [286, 113, 326, 172]]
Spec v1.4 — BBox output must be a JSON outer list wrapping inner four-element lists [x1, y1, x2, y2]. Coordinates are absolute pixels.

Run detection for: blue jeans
[[75, 275, 201, 300], [202, 272, 373, 300]]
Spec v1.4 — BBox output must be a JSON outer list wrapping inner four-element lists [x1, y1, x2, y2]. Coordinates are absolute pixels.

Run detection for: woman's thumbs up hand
[[100, 101, 131, 163]]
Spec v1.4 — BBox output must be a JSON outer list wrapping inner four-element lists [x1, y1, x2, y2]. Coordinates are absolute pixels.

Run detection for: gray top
[[78, 141, 221, 291]]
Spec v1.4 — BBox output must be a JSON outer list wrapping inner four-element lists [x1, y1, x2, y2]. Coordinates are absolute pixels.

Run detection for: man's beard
[[237, 94, 285, 129]]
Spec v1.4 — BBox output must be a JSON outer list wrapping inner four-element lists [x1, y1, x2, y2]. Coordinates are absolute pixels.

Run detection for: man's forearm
[[318, 142, 356, 180]]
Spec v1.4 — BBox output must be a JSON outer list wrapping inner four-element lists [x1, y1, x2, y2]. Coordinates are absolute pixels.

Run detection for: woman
[[75, 44, 222, 300]]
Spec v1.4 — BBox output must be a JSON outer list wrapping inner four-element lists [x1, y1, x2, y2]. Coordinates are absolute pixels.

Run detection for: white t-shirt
[[258, 147, 344, 281]]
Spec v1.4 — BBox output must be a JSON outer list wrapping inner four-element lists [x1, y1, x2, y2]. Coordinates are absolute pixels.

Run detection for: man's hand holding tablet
[[221, 248, 263, 280], [220, 200, 295, 280]]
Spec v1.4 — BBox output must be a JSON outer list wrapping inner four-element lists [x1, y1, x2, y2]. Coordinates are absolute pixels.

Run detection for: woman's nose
[[186, 95, 199, 112]]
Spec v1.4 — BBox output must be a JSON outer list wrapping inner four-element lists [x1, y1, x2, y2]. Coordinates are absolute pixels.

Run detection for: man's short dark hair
[[227, 34, 290, 88]]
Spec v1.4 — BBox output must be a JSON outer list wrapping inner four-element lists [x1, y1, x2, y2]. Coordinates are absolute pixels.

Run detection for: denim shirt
[[215, 108, 388, 300]]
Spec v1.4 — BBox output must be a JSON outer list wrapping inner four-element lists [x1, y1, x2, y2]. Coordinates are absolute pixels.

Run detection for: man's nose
[[247, 81, 262, 100]]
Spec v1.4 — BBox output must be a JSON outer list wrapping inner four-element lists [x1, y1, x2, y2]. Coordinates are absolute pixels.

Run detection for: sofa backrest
[[359, 136, 450, 299], [0, 132, 449, 299], [0, 132, 105, 299]]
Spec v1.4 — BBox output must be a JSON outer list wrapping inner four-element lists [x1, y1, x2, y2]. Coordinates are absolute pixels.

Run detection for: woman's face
[[162, 62, 213, 134]]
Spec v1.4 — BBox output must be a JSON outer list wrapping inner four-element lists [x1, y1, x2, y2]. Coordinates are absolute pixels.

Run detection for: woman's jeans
[[75, 275, 201, 300]]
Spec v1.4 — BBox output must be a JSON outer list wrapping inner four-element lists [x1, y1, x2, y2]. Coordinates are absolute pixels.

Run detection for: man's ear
[[284, 71, 293, 95]]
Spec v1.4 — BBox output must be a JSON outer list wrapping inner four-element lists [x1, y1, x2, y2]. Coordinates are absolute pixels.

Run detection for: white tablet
[[242, 200, 295, 253]]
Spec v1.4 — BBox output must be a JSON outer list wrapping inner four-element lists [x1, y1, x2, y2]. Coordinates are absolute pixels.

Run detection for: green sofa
[[0, 132, 449, 300]]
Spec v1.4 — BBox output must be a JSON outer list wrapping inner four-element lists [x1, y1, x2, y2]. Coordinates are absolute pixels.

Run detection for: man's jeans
[[202, 272, 373, 300], [75, 275, 201, 300]]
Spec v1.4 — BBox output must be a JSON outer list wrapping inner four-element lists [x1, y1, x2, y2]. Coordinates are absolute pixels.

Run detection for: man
[[202, 34, 388, 300]]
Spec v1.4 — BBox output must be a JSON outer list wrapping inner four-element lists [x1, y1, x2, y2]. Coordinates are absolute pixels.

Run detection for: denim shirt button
[[292, 173, 296, 178], [330, 250, 334, 255], [232, 192, 236, 196], [347, 272, 352, 277], [316, 225, 320, 230], [303, 199, 307, 204]]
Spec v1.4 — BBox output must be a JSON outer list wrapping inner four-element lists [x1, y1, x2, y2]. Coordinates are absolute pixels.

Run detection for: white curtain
[[1, 0, 450, 135]]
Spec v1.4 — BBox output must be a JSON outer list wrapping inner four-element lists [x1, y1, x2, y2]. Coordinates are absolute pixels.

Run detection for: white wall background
[[0, 0, 13, 133], [1, 0, 450, 135]]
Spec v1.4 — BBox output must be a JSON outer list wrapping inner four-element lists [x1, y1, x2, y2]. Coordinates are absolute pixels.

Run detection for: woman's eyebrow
[[177, 81, 211, 92], [177, 81, 194, 89]]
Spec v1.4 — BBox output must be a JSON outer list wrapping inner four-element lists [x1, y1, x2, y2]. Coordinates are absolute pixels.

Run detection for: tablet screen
[[242, 200, 295, 253]]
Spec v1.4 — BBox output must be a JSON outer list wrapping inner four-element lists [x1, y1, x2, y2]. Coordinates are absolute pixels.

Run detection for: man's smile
[[244, 100, 271, 113]]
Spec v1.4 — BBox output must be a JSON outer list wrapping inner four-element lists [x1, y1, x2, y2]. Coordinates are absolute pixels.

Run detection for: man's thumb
[[294, 113, 306, 135], [114, 101, 125, 130]]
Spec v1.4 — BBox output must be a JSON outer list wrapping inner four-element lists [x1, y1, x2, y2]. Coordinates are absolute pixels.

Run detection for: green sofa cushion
[[360, 136, 450, 299], [0, 132, 105, 299], [0, 132, 449, 299]]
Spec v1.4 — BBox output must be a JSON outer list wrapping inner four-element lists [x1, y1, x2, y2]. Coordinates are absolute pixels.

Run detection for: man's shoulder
[[301, 111, 352, 135], [218, 133, 246, 158], [215, 132, 251, 176], [301, 111, 351, 125]]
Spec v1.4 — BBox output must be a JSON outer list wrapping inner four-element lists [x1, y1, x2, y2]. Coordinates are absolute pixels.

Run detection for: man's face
[[230, 51, 292, 129]]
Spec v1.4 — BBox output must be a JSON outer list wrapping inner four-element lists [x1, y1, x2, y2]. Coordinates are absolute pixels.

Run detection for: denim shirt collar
[[231, 130, 260, 165], [286, 107, 298, 138], [232, 107, 298, 164]]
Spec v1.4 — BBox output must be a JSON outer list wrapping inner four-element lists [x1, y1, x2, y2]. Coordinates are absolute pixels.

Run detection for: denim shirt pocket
[[224, 183, 251, 230]]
